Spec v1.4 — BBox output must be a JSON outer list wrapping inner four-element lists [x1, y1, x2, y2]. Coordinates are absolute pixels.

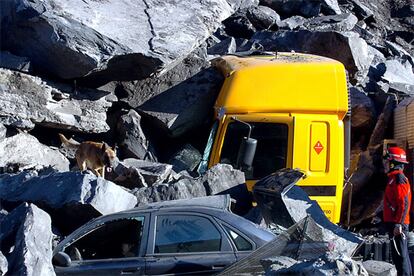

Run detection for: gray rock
[[168, 144, 202, 173], [362, 260, 397, 276], [0, 203, 55, 276], [278, 16, 307, 30], [274, 252, 368, 275], [350, 87, 376, 129], [0, 251, 7, 276], [381, 59, 414, 96], [0, 69, 114, 132], [119, 46, 224, 137], [117, 110, 157, 162], [251, 30, 373, 84], [207, 37, 237, 55], [349, 0, 374, 20], [301, 13, 359, 32], [112, 159, 174, 188], [133, 164, 245, 205], [246, 5, 281, 30], [0, 51, 31, 73], [0, 171, 137, 233], [253, 169, 363, 256], [0, 133, 69, 172], [235, 38, 264, 52], [260, 0, 341, 18], [261, 256, 297, 274], [223, 13, 257, 38], [0, 124, 6, 141], [1, 0, 239, 82]]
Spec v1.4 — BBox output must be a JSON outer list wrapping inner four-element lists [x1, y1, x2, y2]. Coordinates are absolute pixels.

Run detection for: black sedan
[[52, 195, 275, 275]]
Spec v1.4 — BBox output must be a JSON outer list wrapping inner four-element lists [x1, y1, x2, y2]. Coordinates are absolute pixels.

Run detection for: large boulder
[[362, 260, 397, 276], [0, 133, 69, 172], [0, 203, 55, 276], [300, 13, 358, 32], [246, 5, 281, 30], [118, 46, 224, 137], [0, 69, 114, 132], [251, 30, 373, 84], [133, 164, 245, 205], [0, 171, 137, 233], [260, 0, 341, 18], [0, 51, 31, 73], [381, 59, 414, 96], [1, 0, 241, 83]]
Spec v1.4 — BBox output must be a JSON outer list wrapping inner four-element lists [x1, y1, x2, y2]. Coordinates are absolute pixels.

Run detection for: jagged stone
[[246, 5, 281, 30], [0, 69, 114, 132], [223, 13, 257, 38], [0, 124, 6, 141], [112, 158, 174, 189], [381, 59, 414, 96], [0, 51, 31, 73], [235, 38, 264, 52], [117, 110, 157, 161], [0, 133, 69, 173], [251, 30, 373, 83], [261, 256, 297, 274], [0, 171, 137, 234], [260, 0, 341, 18], [278, 16, 307, 30], [0, 251, 7, 276], [300, 13, 358, 32], [1, 0, 240, 83], [362, 260, 397, 276], [0, 203, 55, 276], [207, 37, 237, 55], [349, 0, 374, 20], [168, 144, 202, 173], [133, 164, 245, 205], [273, 252, 368, 275], [119, 46, 223, 137]]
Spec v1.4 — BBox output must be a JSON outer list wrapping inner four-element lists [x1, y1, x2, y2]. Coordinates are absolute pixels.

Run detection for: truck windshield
[[220, 122, 288, 180]]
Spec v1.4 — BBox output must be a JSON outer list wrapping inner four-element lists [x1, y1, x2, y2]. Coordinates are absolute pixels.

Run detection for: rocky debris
[[261, 256, 297, 274], [253, 169, 363, 256], [300, 13, 358, 32], [362, 260, 397, 276], [0, 133, 69, 173], [0, 124, 6, 141], [251, 30, 373, 83], [260, 0, 341, 18], [0, 171, 137, 233], [111, 159, 174, 189], [381, 59, 414, 96], [116, 110, 157, 161], [0, 203, 55, 276], [118, 46, 224, 137], [270, 252, 368, 275], [0, 69, 114, 132], [0, 251, 7, 276], [168, 144, 202, 173], [0, 51, 31, 73], [246, 5, 281, 30], [133, 164, 245, 205], [207, 37, 237, 55], [223, 13, 257, 39], [1, 0, 240, 83], [347, 0, 374, 21], [278, 15, 307, 30]]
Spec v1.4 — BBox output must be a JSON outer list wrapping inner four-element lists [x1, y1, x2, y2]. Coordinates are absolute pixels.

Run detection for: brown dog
[[59, 134, 117, 179]]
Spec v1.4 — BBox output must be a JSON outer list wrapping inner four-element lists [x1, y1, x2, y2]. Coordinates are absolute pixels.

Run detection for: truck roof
[[212, 52, 349, 118]]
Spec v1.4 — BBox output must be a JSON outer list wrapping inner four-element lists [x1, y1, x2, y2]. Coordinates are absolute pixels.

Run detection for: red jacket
[[383, 170, 411, 225]]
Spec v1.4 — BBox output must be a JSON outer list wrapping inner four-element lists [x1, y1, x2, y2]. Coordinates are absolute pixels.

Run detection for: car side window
[[154, 215, 221, 254], [64, 217, 145, 261], [223, 225, 253, 251]]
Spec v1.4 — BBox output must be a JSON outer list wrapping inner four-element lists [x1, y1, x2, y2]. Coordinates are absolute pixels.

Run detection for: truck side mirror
[[236, 137, 257, 170], [53, 251, 72, 267]]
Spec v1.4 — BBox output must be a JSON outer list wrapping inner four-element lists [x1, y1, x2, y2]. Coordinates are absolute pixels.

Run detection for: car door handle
[[121, 267, 140, 274]]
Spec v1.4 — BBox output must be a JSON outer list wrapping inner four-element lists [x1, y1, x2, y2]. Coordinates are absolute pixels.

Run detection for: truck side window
[[220, 122, 288, 179]]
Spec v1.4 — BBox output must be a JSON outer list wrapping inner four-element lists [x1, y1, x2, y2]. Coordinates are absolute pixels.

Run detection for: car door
[[145, 212, 237, 275], [54, 215, 148, 275]]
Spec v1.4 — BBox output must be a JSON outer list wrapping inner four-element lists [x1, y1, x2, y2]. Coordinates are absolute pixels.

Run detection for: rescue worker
[[383, 146, 412, 276]]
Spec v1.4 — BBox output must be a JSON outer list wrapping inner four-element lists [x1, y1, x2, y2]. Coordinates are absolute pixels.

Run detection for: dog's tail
[[59, 133, 80, 149]]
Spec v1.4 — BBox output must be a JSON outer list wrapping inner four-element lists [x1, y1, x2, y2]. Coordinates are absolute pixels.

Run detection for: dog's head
[[102, 143, 118, 172]]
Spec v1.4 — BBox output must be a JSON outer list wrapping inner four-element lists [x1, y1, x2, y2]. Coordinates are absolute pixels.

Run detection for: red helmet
[[385, 147, 409, 164]]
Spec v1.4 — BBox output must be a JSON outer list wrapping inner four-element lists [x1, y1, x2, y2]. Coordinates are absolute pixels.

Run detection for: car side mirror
[[236, 137, 257, 170], [53, 251, 72, 267]]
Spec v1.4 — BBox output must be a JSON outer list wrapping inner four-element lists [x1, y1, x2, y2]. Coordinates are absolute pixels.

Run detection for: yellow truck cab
[[198, 52, 350, 223]]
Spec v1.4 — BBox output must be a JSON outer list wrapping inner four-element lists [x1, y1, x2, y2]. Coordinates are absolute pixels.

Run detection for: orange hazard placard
[[314, 141, 324, 155]]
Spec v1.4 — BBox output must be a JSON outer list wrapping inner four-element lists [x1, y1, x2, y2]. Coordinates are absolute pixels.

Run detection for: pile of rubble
[[0, 0, 413, 274]]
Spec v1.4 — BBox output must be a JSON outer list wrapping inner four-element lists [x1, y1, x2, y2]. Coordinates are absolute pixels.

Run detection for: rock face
[[0, 133, 69, 172], [0, 171, 137, 233], [0, 203, 55, 276], [1, 0, 239, 83], [119, 46, 224, 137], [0, 69, 114, 132], [0, 51, 31, 73]]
